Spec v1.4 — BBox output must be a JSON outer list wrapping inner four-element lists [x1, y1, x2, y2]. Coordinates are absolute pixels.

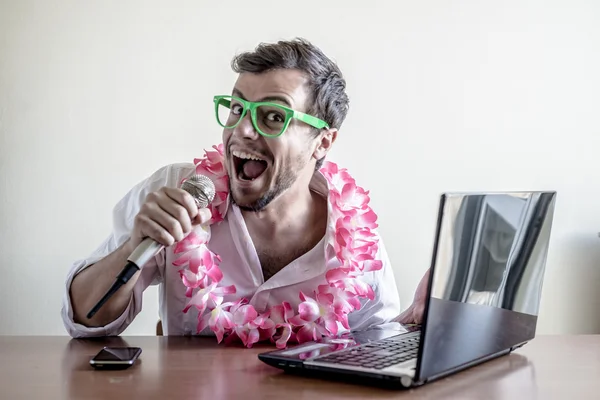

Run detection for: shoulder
[[137, 162, 197, 190]]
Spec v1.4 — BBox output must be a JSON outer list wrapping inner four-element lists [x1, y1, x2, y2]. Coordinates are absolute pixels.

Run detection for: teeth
[[232, 150, 264, 161]]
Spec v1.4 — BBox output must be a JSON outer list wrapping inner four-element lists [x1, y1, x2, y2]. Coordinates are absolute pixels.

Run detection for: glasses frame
[[213, 95, 330, 137]]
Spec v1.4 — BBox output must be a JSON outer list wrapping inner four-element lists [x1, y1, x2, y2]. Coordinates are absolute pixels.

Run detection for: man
[[62, 38, 427, 347]]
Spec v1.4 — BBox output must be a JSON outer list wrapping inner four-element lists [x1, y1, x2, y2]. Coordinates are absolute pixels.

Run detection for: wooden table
[[1, 335, 598, 399]]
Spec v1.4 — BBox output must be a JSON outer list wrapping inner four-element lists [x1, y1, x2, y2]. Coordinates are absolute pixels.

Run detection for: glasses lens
[[255, 104, 289, 136], [216, 97, 243, 128]]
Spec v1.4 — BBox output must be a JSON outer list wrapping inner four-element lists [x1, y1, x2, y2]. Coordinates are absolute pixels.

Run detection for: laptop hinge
[[510, 341, 529, 352]]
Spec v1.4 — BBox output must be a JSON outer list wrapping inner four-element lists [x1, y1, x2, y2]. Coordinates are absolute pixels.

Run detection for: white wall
[[1, 0, 599, 336]]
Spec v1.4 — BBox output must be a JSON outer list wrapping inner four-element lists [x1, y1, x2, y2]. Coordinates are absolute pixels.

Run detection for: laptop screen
[[416, 191, 556, 382]]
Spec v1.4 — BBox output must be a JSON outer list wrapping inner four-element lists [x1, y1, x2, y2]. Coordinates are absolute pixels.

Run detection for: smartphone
[[89, 346, 142, 370]]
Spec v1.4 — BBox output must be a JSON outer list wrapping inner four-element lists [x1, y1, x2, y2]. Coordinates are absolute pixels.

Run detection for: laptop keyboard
[[315, 333, 420, 370]]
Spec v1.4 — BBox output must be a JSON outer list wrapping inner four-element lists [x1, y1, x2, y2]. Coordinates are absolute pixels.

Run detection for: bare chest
[[254, 240, 318, 282]]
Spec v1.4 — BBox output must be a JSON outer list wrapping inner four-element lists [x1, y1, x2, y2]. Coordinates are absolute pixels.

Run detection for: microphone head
[[180, 174, 216, 209]]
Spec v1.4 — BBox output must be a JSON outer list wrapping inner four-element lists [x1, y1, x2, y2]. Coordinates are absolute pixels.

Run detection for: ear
[[312, 128, 338, 160]]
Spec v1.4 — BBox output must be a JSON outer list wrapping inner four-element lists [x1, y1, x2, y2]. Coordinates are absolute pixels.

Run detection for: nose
[[232, 112, 259, 140]]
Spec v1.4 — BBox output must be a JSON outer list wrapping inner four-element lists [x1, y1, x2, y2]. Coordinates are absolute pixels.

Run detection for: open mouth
[[232, 150, 268, 181]]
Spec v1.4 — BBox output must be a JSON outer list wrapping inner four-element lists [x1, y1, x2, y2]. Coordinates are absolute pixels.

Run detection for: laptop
[[258, 191, 557, 388]]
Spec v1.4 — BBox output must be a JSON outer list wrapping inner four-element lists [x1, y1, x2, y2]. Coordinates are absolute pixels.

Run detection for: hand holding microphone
[[130, 175, 214, 250], [86, 174, 216, 319]]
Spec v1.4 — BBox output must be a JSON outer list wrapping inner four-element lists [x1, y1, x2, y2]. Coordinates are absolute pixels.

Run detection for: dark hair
[[231, 38, 349, 169]]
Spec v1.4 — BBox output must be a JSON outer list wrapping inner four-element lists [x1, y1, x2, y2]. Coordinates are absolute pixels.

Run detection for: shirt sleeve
[[347, 236, 401, 331], [60, 162, 195, 338]]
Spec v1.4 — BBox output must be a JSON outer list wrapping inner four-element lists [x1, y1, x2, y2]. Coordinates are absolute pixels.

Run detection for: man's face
[[222, 69, 319, 211]]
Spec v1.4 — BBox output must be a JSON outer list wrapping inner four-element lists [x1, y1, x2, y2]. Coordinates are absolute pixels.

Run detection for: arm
[[69, 238, 141, 328], [61, 163, 207, 337], [61, 196, 159, 338], [61, 235, 157, 338]]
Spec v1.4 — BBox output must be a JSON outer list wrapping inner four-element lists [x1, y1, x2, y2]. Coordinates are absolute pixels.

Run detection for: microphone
[[86, 174, 216, 319]]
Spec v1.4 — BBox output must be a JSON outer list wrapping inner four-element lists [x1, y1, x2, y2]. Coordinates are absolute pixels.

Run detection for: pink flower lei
[[173, 144, 382, 349]]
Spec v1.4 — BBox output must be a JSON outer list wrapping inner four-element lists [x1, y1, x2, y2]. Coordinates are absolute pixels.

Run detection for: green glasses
[[213, 95, 329, 137]]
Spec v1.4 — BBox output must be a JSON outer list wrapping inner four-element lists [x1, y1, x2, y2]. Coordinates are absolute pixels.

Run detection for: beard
[[231, 154, 307, 212]]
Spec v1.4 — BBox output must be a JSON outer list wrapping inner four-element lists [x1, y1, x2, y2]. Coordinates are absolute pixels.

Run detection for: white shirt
[[61, 163, 401, 338]]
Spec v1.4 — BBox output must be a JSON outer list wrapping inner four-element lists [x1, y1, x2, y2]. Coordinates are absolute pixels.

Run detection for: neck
[[241, 181, 321, 240]]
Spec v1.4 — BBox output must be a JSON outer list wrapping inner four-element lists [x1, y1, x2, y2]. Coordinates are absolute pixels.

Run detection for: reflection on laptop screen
[[416, 192, 556, 382]]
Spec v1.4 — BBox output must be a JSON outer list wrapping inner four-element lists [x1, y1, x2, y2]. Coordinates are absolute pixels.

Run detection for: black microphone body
[[86, 174, 216, 319]]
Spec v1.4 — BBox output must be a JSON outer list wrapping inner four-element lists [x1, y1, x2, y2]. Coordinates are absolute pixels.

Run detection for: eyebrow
[[232, 88, 293, 108]]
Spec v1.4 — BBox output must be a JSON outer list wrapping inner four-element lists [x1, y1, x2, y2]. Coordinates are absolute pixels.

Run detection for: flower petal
[[197, 312, 211, 333], [209, 308, 234, 343], [174, 229, 209, 254], [235, 326, 249, 345], [205, 263, 224, 283], [361, 259, 383, 272], [275, 324, 293, 349], [295, 323, 320, 344], [172, 252, 192, 267], [246, 328, 260, 348], [179, 269, 201, 288], [288, 315, 306, 327], [232, 304, 258, 325], [325, 267, 354, 283], [270, 304, 285, 324], [324, 317, 339, 335], [213, 284, 236, 297], [298, 300, 320, 322], [182, 283, 215, 314]]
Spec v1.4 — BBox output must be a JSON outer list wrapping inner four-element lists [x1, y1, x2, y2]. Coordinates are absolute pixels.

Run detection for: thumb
[[393, 305, 414, 324], [193, 208, 212, 225]]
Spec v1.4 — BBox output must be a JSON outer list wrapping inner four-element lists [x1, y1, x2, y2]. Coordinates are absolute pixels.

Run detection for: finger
[[192, 208, 212, 225], [145, 202, 185, 242], [393, 307, 413, 324], [137, 215, 175, 246], [164, 188, 199, 219], [155, 195, 193, 235]]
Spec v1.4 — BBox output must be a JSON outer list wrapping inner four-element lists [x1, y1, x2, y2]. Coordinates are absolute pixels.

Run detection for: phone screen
[[93, 347, 141, 362]]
